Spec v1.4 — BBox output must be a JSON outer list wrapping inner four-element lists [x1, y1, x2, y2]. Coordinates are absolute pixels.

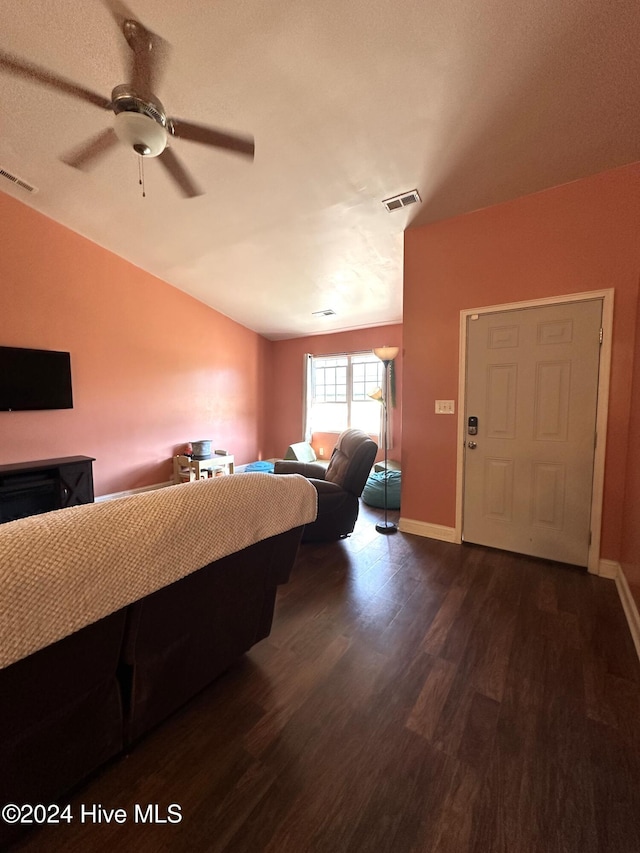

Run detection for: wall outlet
[[435, 400, 455, 414], [319, 447, 324, 457]]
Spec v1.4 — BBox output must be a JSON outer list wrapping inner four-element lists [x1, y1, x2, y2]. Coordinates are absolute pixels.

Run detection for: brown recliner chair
[[274, 428, 378, 542]]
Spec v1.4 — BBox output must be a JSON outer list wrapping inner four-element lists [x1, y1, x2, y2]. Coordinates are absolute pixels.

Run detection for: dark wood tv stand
[[0, 456, 95, 524]]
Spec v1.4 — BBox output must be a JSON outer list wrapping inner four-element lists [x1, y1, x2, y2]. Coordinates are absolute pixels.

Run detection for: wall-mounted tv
[[0, 346, 73, 411]]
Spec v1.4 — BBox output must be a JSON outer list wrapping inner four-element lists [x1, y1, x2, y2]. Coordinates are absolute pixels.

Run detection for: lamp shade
[[373, 346, 399, 363], [114, 111, 168, 157]]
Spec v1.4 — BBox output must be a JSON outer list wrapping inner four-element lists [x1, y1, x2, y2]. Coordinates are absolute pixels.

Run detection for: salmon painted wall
[[403, 163, 640, 561], [0, 191, 271, 496], [268, 325, 403, 463], [621, 280, 640, 605]]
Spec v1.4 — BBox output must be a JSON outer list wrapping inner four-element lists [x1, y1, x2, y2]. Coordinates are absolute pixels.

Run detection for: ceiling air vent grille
[[382, 189, 420, 212], [312, 309, 336, 317], [0, 167, 38, 194]]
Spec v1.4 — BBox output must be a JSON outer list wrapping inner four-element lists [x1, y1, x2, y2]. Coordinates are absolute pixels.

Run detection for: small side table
[[173, 455, 235, 484]]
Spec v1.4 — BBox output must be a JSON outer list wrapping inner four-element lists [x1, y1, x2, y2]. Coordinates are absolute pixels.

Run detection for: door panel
[[484, 458, 514, 520], [533, 360, 570, 441], [531, 462, 565, 528], [463, 299, 602, 566], [487, 364, 517, 438]]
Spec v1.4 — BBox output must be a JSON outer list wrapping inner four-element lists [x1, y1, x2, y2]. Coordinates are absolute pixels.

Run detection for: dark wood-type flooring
[[12, 503, 640, 852]]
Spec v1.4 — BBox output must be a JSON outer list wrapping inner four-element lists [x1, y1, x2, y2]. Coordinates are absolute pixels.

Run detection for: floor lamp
[[373, 346, 399, 535]]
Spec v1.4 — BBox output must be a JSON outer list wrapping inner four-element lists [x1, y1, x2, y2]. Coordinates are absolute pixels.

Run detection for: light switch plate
[[435, 400, 455, 414]]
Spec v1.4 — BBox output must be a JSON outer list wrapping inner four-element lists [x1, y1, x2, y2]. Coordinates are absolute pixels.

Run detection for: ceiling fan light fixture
[[114, 110, 167, 158]]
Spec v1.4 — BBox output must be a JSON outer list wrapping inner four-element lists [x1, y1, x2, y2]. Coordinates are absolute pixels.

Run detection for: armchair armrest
[[273, 460, 327, 479]]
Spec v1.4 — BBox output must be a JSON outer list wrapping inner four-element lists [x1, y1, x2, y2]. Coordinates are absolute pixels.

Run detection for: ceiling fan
[[0, 0, 255, 197]]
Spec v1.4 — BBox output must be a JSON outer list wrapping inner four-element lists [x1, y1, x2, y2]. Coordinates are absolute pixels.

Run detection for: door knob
[[467, 441, 477, 449]]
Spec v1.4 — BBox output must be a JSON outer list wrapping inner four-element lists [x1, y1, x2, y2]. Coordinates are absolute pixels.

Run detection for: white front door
[[462, 299, 602, 566]]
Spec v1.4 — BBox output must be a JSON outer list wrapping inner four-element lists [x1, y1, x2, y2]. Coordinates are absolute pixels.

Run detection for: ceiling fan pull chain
[[138, 154, 146, 198]]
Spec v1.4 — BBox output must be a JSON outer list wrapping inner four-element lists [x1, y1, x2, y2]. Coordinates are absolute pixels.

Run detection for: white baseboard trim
[[95, 480, 173, 503], [398, 518, 458, 543], [598, 558, 620, 579], [616, 568, 640, 662]]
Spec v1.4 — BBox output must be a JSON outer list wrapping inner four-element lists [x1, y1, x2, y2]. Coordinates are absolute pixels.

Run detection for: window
[[309, 352, 384, 436]]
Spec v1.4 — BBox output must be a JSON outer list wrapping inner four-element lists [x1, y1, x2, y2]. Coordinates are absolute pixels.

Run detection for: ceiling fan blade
[[61, 128, 119, 170], [102, 0, 139, 24], [158, 147, 203, 198], [102, 0, 170, 95], [0, 51, 110, 109], [170, 118, 255, 159]]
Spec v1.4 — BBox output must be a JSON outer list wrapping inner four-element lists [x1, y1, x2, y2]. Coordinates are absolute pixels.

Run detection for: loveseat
[[0, 473, 316, 846]]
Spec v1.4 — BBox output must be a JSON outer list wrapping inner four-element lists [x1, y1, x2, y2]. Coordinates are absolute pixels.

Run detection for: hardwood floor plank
[[587, 717, 640, 853], [537, 573, 559, 614], [370, 580, 449, 660], [185, 759, 277, 852], [430, 675, 478, 759], [341, 731, 452, 853], [456, 691, 501, 772], [244, 633, 351, 757], [468, 593, 518, 702], [428, 760, 482, 853], [421, 585, 468, 656], [406, 655, 457, 742], [434, 548, 495, 664], [469, 676, 546, 853]]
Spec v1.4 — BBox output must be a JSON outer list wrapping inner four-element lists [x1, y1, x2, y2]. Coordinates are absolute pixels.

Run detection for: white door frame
[[455, 289, 614, 575]]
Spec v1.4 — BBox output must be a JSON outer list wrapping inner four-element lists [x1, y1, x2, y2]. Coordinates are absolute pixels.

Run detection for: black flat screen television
[[0, 346, 73, 411]]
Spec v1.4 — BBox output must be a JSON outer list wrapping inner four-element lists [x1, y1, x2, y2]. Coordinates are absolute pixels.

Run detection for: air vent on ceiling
[[312, 309, 336, 317], [382, 189, 420, 212], [0, 167, 38, 194]]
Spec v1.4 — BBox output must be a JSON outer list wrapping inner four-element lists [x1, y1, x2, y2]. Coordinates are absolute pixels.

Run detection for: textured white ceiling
[[1, 0, 639, 339]]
